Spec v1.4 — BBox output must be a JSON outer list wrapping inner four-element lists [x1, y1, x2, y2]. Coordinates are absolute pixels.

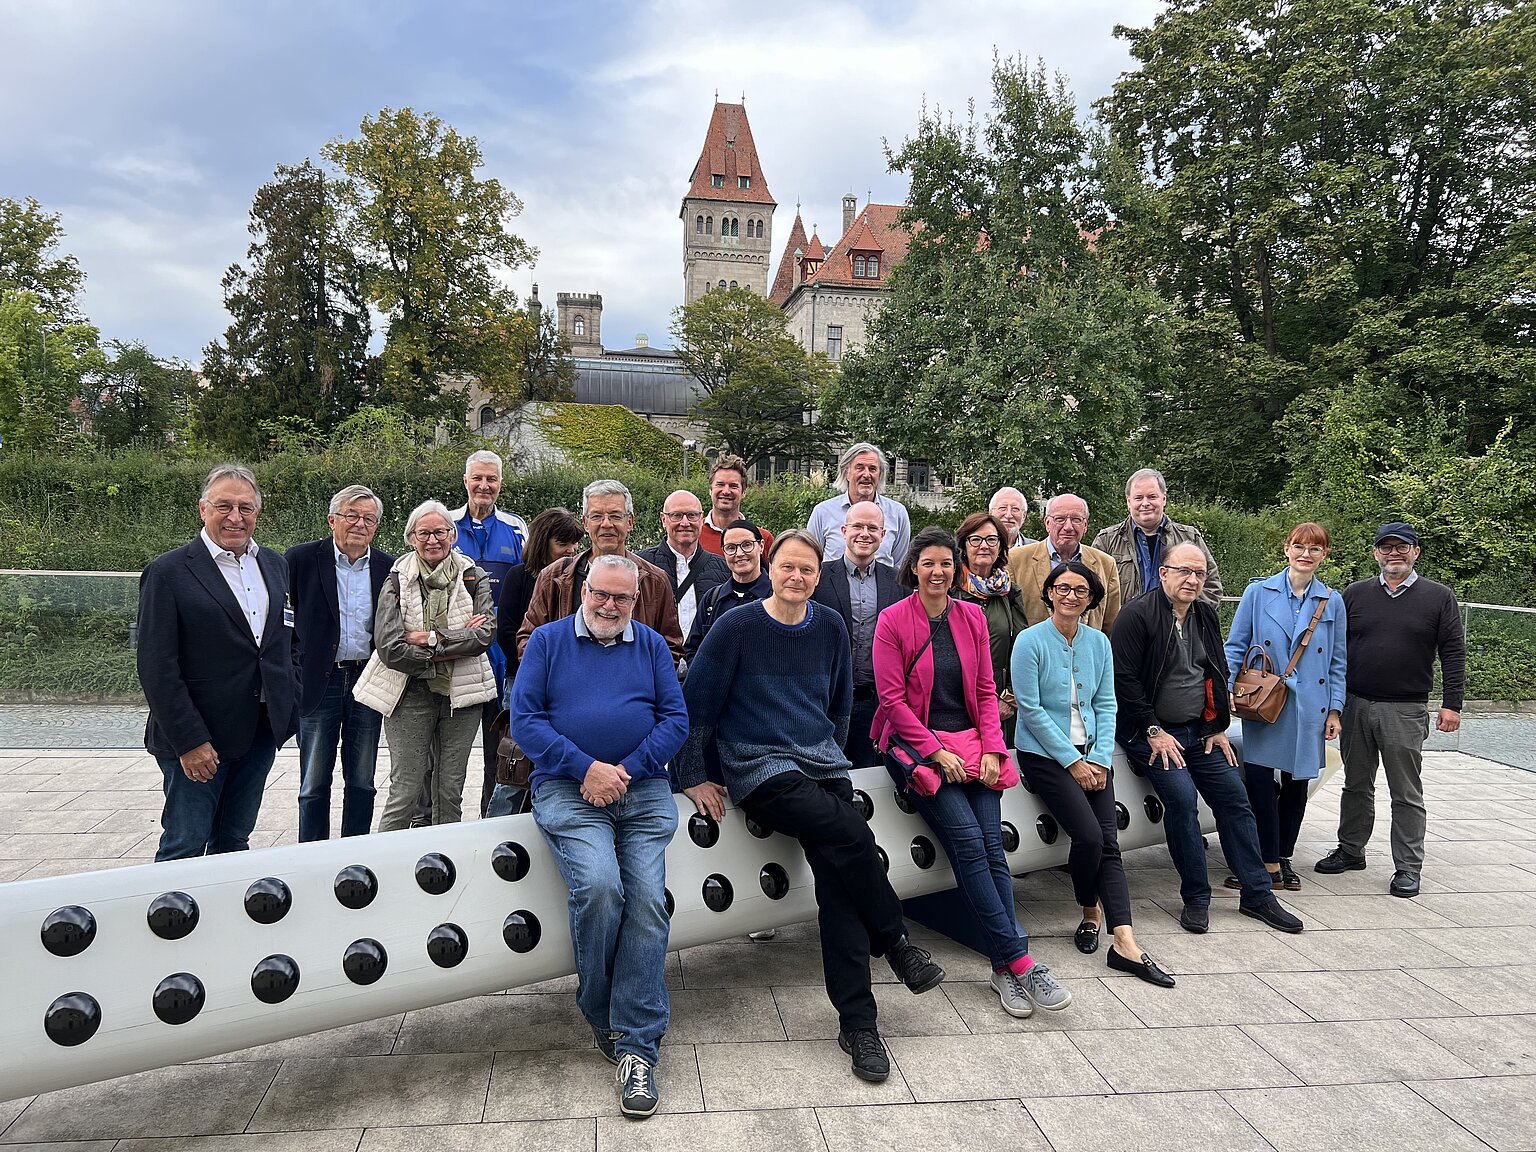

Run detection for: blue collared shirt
[[573, 609, 635, 646], [1133, 518, 1166, 595], [334, 545, 374, 661]]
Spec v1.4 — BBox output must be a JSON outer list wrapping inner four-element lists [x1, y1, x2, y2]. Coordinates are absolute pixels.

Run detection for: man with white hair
[[513, 554, 688, 1118], [989, 487, 1036, 548], [1093, 467, 1223, 607], [805, 441, 910, 566], [1007, 493, 1122, 633]]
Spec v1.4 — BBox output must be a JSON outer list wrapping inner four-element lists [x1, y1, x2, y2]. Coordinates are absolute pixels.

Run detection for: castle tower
[[680, 101, 776, 305], [556, 291, 604, 357]]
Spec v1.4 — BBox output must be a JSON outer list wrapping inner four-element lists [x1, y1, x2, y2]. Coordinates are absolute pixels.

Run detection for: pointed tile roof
[[770, 212, 810, 305], [683, 102, 776, 206], [805, 231, 826, 260], [792, 203, 913, 293]]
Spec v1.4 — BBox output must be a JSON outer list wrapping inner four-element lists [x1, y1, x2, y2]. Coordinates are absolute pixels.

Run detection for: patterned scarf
[[963, 565, 1012, 599], [415, 553, 456, 696]]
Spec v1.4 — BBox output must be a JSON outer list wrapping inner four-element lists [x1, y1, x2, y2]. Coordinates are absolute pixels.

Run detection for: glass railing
[[0, 570, 142, 701]]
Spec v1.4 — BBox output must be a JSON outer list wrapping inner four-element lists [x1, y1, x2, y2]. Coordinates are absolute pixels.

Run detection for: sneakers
[[886, 935, 945, 994], [615, 1053, 659, 1118], [1390, 870, 1421, 898], [1239, 896, 1305, 933], [838, 1028, 890, 1082], [1315, 847, 1367, 874], [593, 1026, 619, 1065], [991, 969, 1034, 1018], [1022, 962, 1072, 1011]]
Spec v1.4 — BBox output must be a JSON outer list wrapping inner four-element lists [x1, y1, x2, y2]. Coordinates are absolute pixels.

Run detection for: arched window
[[755, 219, 764, 238], [730, 218, 739, 237], [574, 317, 586, 336], [868, 256, 880, 277], [706, 216, 713, 235], [718, 279, 727, 290], [730, 280, 737, 289], [478, 405, 496, 428], [695, 215, 703, 233], [853, 255, 866, 277]]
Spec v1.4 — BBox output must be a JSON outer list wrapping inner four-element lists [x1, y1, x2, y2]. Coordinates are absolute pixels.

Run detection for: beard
[[583, 606, 628, 640]]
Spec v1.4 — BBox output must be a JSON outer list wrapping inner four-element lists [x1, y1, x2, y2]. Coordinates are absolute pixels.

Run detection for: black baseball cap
[[1374, 521, 1420, 546]]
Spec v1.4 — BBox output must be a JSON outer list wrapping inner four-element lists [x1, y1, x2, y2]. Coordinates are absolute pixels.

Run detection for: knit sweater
[[677, 600, 853, 802], [511, 615, 688, 794], [1342, 576, 1466, 711]]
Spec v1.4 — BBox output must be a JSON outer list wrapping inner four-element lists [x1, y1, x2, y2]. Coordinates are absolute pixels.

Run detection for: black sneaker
[[1315, 847, 1367, 874], [615, 1053, 659, 1118], [1240, 897, 1304, 933], [886, 935, 945, 993], [839, 1028, 890, 1082]]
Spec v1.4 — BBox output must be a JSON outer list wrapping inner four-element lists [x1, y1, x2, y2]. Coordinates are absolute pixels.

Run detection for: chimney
[[842, 194, 858, 237]]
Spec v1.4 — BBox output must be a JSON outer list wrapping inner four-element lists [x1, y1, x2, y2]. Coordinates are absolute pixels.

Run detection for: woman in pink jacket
[[872, 526, 1072, 1019]]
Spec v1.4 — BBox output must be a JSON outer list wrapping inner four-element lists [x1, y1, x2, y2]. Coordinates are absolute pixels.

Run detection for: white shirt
[[672, 546, 698, 639], [201, 529, 269, 643]]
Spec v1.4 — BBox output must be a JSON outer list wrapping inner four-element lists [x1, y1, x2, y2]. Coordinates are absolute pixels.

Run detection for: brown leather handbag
[[492, 708, 534, 788], [1232, 593, 1329, 724]]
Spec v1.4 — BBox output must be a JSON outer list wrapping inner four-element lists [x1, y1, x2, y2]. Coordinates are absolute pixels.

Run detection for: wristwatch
[[1146, 725, 1163, 739], [426, 630, 440, 649]]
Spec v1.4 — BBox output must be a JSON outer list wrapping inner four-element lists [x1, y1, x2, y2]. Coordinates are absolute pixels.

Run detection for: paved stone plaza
[[2, 739, 1535, 1151]]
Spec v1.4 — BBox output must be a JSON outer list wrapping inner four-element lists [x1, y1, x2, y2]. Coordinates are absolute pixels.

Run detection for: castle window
[[478, 405, 496, 428], [718, 279, 727, 290], [730, 280, 737, 289], [712, 174, 724, 188], [738, 175, 750, 189], [706, 216, 713, 235], [730, 218, 739, 238], [867, 256, 880, 277], [826, 325, 843, 362], [755, 219, 764, 238], [695, 215, 703, 233], [853, 255, 866, 277], [574, 317, 586, 337]]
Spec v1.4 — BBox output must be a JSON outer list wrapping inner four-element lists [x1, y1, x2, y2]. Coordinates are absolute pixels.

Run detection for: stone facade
[[556, 291, 604, 358], [680, 102, 776, 305]]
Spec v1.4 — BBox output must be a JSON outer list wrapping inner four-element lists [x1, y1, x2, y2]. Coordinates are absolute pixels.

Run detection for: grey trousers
[[379, 680, 482, 831], [1338, 694, 1431, 871]]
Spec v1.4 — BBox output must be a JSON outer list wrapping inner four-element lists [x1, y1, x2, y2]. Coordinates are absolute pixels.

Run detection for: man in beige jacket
[[1007, 493, 1122, 634]]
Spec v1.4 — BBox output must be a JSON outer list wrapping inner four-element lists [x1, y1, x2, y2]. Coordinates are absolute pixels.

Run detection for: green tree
[[827, 58, 1165, 507], [670, 286, 838, 467], [324, 108, 535, 418], [196, 161, 373, 454], [85, 341, 193, 450], [479, 299, 577, 413], [0, 197, 86, 321], [0, 290, 100, 452]]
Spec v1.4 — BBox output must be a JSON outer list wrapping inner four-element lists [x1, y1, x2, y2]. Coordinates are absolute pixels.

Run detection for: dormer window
[[738, 176, 751, 189], [868, 256, 880, 277], [853, 255, 866, 277], [712, 174, 724, 188], [853, 254, 880, 279]]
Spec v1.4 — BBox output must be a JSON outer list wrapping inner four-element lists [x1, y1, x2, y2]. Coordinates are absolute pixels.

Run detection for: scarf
[[415, 553, 456, 696], [963, 565, 1012, 599]]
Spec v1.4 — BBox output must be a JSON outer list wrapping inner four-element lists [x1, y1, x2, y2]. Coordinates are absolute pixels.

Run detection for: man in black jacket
[[286, 484, 395, 841], [637, 490, 728, 672], [1112, 543, 1302, 935]]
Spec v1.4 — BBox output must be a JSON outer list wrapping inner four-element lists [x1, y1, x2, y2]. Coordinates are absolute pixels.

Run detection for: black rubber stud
[[153, 972, 205, 1025], [702, 874, 734, 912], [745, 818, 772, 840], [415, 853, 456, 895], [334, 864, 378, 909], [44, 992, 101, 1047], [876, 846, 890, 873], [1144, 795, 1165, 824], [244, 878, 292, 925], [147, 891, 199, 940], [343, 938, 388, 985], [759, 863, 790, 900], [1115, 802, 1131, 831], [251, 954, 300, 1004], [1001, 821, 1021, 852], [41, 905, 96, 957], [491, 841, 530, 882], [1036, 814, 1060, 845], [426, 923, 469, 968], [502, 910, 541, 953], [1020, 773, 1036, 793], [688, 812, 720, 848], [893, 790, 916, 815], [910, 836, 936, 869], [663, 888, 675, 918], [850, 789, 874, 821]]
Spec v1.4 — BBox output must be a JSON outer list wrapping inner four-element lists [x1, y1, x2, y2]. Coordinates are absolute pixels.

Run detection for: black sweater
[[1342, 576, 1466, 711]]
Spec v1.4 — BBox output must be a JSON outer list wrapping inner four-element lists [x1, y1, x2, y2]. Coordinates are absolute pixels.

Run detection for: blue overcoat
[[1224, 569, 1347, 780]]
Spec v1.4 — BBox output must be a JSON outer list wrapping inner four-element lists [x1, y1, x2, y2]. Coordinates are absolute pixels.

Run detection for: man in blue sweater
[[511, 555, 688, 1120]]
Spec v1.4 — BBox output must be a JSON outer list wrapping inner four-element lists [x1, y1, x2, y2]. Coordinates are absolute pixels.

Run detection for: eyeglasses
[[1051, 584, 1092, 598], [662, 510, 703, 521], [585, 512, 631, 525], [1375, 542, 1414, 555], [1288, 544, 1327, 556], [1160, 564, 1207, 581], [335, 512, 379, 526], [965, 534, 1001, 548], [586, 588, 636, 606], [1045, 514, 1088, 526], [207, 501, 258, 518], [413, 528, 452, 541], [722, 540, 759, 554]]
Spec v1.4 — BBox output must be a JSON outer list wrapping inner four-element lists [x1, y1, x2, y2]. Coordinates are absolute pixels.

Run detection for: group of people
[[137, 445, 1465, 1120]]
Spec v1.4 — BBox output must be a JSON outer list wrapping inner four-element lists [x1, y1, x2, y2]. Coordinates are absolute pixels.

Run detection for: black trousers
[[844, 693, 880, 769], [740, 771, 906, 1033], [1016, 751, 1133, 929], [1244, 762, 1310, 861]]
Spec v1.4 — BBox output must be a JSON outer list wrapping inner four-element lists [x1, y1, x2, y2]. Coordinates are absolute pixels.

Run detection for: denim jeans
[[532, 774, 678, 1064], [1124, 722, 1273, 908], [297, 665, 382, 841], [485, 783, 528, 817], [883, 756, 1028, 971], [155, 712, 277, 861]]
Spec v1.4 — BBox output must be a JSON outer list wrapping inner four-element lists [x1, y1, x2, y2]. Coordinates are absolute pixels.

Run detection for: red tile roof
[[805, 231, 826, 260], [769, 212, 810, 305], [785, 202, 912, 294], [683, 103, 776, 206]]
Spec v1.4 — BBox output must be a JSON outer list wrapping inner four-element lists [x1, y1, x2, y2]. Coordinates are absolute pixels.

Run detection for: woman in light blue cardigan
[[1012, 559, 1173, 988]]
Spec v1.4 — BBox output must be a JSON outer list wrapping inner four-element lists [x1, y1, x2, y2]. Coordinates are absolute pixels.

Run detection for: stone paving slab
[[3, 745, 1536, 1150]]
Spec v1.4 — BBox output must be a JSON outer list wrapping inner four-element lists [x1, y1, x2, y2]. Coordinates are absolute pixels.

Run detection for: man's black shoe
[[839, 1028, 890, 1082], [1240, 897, 1304, 933], [1390, 870, 1421, 898], [886, 935, 945, 994], [1179, 904, 1209, 934], [1315, 847, 1367, 874]]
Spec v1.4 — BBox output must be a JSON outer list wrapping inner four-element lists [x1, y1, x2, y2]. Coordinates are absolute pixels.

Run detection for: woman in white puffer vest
[[354, 499, 497, 829]]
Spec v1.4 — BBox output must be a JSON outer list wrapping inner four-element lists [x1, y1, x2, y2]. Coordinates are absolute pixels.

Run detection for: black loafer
[[1315, 847, 1367, 874], [1390, 870, 1421, 898], [1074, 919, 1101, 954], [1179, 904, 1209, 934], [1240, 897, 1304, 933], [1107, 946, 1176, 988]]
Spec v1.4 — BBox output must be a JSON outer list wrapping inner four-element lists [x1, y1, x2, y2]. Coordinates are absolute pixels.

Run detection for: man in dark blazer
[[811, 501, 904, 767], [138, 465, 301, 861], [286, 484, 396, 841], [637, 489, 728, 671]]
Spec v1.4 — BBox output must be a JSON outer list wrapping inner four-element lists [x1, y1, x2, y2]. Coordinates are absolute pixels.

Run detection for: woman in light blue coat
[[1224, 522, 1347, 891]]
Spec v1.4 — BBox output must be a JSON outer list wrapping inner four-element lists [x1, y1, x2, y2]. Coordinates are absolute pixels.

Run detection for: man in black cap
[[1316, 522, 1466, 898]]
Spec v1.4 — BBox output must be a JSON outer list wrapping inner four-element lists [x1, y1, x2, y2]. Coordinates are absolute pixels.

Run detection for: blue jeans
[[297, 665, 383, 841], [485, 783, 528, 817], [885, 756, 1028, 971], [532, 774, 678, 1064], [1125, 722, 1272, 908], [155, 713, 277, 861]]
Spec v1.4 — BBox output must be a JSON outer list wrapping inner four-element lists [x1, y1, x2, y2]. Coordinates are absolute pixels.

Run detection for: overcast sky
[[1, 0, 1162, 362]]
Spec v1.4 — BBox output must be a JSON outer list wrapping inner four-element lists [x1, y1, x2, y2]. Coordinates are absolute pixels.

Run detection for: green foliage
[[0, 289, 101, 452], [85, 342, 193, 451], [1464, 617, 1536, 703], [0, 574, 139, 700], [0, 197, 85, 320], [538, 404, 683, 476]]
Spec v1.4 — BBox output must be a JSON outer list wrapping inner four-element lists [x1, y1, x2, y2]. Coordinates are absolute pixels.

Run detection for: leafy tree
[[84, 341, 193, 450], [0, 290, 100, 452], [670, 286, 838, 468], [826, 58, 1166, 507], [197, 161, 372, 454], [478, 300, 577, 413], [324, 108, 535, 418], [0, 197, 85, 321]]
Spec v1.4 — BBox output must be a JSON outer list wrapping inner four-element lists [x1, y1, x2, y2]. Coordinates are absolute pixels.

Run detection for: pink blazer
[[870, 593, 1008, 759]]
